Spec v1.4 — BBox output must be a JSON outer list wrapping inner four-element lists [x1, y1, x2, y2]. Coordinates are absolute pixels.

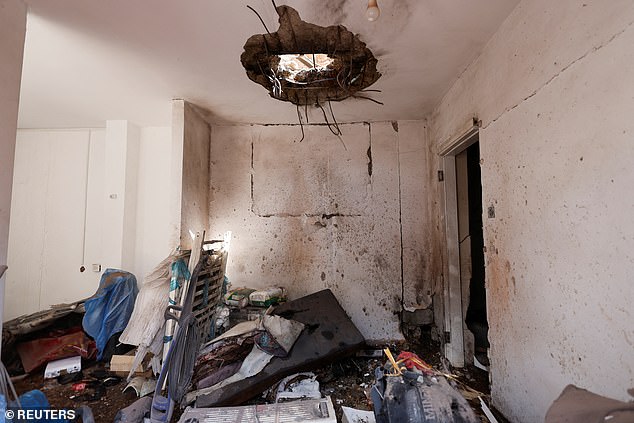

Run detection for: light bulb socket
[[366, 0, 380, 21]]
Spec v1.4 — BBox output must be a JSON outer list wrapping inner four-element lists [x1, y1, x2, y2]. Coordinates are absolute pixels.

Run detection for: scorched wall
[[430, 0, 634, 421], [207, 121, 441, 342]]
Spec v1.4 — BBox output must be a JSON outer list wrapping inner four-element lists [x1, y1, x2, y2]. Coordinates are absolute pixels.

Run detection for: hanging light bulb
[[366, 0, 380, 21]]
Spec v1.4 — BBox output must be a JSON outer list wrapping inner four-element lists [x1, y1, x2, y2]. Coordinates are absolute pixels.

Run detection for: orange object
[[397, 351, 434, 373]]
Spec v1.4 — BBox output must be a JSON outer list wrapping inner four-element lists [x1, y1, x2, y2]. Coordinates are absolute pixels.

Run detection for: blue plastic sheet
[[5, 389, 70, 422], [82, 269, 138, 360]]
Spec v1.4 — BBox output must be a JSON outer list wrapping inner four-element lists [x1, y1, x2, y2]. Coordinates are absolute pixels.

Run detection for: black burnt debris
[[241, 5, 381, 107]]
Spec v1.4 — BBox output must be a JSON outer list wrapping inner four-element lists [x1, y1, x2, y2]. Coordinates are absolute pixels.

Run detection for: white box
[[44, 356, 81, 379]]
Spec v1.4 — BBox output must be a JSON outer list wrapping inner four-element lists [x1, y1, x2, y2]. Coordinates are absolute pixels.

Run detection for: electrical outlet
[[92, 264, 102, 272]]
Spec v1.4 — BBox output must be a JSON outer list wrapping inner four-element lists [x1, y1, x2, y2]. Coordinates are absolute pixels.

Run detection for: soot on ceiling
[[241, 3, 382, 135]]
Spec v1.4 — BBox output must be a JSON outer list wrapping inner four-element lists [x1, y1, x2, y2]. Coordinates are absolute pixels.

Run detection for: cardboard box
[[109, 354, 149, 377]]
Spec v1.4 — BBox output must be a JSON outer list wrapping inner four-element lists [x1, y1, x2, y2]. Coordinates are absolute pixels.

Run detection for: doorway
[[440, 124, 488, 368], [457, 141, 488, 368]]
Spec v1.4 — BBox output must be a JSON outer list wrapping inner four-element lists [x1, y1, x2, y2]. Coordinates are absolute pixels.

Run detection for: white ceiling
[[18, 0, 520, 128]]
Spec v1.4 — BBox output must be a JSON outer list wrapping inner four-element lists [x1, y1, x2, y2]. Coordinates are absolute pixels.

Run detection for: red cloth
[[16, 326, 97, 373]]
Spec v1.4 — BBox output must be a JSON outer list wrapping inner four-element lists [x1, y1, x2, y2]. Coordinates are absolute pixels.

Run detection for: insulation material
[[120, 251, 188, 348], [119, 251, 189, 379]]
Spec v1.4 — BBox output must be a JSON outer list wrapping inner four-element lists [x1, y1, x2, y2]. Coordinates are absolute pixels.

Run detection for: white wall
[[5, 125, 173, 320], [6, 129, 103, 318], [430, 0, 634, 421], [207, 121, 432, 341], [0, 0, 26, 327], [134, 126, 173, 280]]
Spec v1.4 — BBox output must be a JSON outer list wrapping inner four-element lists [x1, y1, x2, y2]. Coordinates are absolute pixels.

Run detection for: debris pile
[[1, 229, 499, 423]]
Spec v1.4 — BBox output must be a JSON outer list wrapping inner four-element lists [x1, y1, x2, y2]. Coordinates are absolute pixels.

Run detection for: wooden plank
[[443, 155, 465, 367]]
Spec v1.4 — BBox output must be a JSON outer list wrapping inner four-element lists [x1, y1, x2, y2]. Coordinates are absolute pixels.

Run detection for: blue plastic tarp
[[3, 389, 71, 422], [82, 269, 138, 360]]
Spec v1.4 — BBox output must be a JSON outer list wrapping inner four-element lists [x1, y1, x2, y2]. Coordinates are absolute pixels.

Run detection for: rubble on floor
[[192, 289, 366, 408], [1, 231, 510, 423]]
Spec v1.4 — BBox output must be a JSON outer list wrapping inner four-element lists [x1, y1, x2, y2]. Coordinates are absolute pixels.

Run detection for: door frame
[[439, 120, 480, 367]]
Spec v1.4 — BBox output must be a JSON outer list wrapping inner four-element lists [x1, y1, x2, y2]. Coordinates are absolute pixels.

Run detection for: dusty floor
[[13, 364, 136, 422], [12, 340, 508, 422]]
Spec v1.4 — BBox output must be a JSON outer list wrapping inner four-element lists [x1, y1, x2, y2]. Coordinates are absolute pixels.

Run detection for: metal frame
[[440, 122, 479, 367]]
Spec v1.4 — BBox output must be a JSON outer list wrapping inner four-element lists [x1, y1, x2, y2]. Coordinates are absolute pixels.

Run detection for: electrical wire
[[246, 5, 271, 35], [327, 100, 341, 134], [317, 101, 341, 136], [352, 94, 384, 105], [318, 100, 347, 151], [296, 104, 305, 142]]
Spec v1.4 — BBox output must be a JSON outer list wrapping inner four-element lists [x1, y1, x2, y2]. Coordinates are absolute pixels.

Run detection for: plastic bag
[[82, 269, 138, 360]]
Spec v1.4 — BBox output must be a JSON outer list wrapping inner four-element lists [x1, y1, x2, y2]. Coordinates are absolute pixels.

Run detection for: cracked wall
[[430, 1, 634, 422], [207, 121, 433, 341]]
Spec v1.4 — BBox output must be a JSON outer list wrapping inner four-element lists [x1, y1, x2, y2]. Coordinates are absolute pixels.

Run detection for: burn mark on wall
[[313, 0, 348, 25], [367, 124, 373, 177], [396, 128, 405, 311], [250, 141, 255, 213], [255, 211, 362, 219]]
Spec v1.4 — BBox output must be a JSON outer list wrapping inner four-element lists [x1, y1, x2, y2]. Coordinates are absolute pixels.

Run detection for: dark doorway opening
[[464, 141, 489, 367]]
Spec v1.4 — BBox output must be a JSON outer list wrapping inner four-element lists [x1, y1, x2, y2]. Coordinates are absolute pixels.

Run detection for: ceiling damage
[[17, 0, 521, 127], [241, 4, 381, 109]]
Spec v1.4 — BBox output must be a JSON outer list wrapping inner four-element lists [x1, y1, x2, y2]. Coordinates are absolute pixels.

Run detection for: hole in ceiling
[[275, 54, 340, 83], [241, 5, 382, 107]]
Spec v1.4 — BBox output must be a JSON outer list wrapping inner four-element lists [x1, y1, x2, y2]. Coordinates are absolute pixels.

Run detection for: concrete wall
[[429, 0, 634, 421], [172, 100, 211, 249], [5, 125, 173, 320], [0, 0, 26, 327], [207, 121, 432, 341]]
